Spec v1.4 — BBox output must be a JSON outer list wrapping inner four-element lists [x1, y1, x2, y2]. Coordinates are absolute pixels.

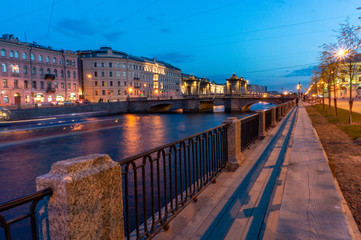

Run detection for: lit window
[[1, 63, 6, 72], [73, 83, 76, 90]]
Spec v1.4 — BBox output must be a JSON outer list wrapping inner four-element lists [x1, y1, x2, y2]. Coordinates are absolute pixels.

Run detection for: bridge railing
[[120, 124, 228, 239]]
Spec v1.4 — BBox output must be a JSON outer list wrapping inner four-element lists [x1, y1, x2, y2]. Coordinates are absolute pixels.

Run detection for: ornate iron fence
[[0, 188, 52, 240], [241, 113, 259, 151], [265, 109, 272, 131], [120, 125, 228, 239]]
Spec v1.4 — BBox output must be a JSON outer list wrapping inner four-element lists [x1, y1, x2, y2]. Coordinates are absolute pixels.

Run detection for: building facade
[[78, 47, 182, 102], [0, 34, 79, 106], [181, 73, 225, 96]]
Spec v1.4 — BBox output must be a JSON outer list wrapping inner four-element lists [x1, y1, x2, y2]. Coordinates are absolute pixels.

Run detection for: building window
[[109, 71, 113, 77], [39, 55, 43, 62], [123, 72, 126, 77], [40, 81, 44, 89], [60, 58, 63, 65], [101, 71, 105, 77], [66, 59, 69, 65], [61, 70, 64, 77], [31, 67, 36, 75], [94, 62, 97, 67], [32, 81, 37, 89], [68, 83, 71, 90], [73, 71, 76, 79], [109, 62, 112, 67], [53, 57, 57, 64], [4, 95, 9, 103], [24, 80, 29, 88], [123, 63, 126, 69], [31, 53, 35, 60], [118, 90, 121, 95], [54, 82, 58, 89], [45, 56, 49, 63], [110, 81, 113, 86], [73, 83, 76, 90], [9, 50, 14, 57], [54, 69, 58, 77], [116, 62, 120, 68], [67, 71, 70, 78], [101, 62, 104, 67], [3, 79, 8, 88], [14, 79, 18, 88], [102, 90, 105, 95], [1, 63, 6, 72], [21, 52, 26, 59], [117, 71, 120, 77], [1, 49, 5, 57], [94, 71, 98, 77], [15, 51, 19, 58], [61, 83, 64, 89], [71, 60, 75, 66], [39, 67, 44, 75], [102, 81, 105, 86], [95, 90, 98, 95], [124, 81, 126, 86], [23, 65, 28, 74], [117, 81, 120, 87], [46, 68, 51, 74]]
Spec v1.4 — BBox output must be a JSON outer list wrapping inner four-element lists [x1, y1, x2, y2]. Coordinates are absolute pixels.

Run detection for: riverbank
[[305, 104, 361, 230]]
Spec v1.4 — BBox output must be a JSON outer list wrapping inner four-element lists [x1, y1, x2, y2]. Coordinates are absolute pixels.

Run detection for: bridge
[[127, 96, 294, 113]]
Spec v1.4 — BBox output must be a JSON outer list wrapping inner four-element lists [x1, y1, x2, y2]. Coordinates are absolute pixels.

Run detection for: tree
[[337, 19, 361, 124]]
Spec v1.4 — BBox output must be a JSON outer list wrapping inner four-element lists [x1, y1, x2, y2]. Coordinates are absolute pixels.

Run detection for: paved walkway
[[154, 103, 359, 239]]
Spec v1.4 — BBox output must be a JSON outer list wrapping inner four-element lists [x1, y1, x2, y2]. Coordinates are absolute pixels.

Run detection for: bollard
[[256, 110, 266, 139], [222, 117, 245, 171], [36, 154, 124, 240]]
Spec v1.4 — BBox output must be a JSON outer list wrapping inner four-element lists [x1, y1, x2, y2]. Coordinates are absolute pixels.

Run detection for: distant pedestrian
[[296, 97, 299, 106], [98, 98, 101, 104]]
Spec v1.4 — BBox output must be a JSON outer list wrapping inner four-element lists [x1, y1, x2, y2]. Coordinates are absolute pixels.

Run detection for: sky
[[1, 0, 361, 91]]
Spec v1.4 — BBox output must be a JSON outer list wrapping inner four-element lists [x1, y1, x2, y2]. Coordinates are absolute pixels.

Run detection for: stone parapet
[[36, 154, 124, 240]]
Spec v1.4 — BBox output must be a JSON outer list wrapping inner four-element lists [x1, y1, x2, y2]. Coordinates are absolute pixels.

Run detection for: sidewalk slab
[[275, 105, 353, 240]]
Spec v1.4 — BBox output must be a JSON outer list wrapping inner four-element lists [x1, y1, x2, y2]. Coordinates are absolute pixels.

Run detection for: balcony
[[46, 88, 56, 93], [45, 74, 56, 81], [11, 73, 20, 77]]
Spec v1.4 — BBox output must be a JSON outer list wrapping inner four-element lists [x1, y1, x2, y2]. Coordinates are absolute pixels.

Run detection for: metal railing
[[265, 109, 272, 131], [276, 107, 280, 121], [120, 125, 228, 239], [241, 114, 259, 151], [0, 188, 52, 240]]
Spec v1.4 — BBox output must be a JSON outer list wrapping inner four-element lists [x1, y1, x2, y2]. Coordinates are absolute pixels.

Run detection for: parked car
[[80, 99, 91, 104], [63, 101, 74, 106]]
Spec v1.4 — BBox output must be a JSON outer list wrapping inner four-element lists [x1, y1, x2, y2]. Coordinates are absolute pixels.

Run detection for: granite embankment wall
[[6, 102, 128, 120]]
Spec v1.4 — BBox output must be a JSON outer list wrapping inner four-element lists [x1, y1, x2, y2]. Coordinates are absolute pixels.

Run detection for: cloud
[[54, 18, 98, 38], [154, 52, 195, 63], [102, 31, 125, 42], [284, 66, 317, 77]]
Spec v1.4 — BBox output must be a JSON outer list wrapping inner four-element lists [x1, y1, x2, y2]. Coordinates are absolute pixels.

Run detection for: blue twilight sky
[[1, 0, 360, 91]]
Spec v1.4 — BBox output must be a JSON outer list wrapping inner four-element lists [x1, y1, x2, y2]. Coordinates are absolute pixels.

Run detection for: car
[[62, 101, 74, 106], [80, 99, 91, 104]]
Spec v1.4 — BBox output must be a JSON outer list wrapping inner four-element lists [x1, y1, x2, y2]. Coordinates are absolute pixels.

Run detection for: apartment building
[[0, 34, 79, 106], [78, 47, 182, 102]]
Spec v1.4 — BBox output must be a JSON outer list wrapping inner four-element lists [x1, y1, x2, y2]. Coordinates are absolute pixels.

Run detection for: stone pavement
[[154, 102, 360, 240]]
